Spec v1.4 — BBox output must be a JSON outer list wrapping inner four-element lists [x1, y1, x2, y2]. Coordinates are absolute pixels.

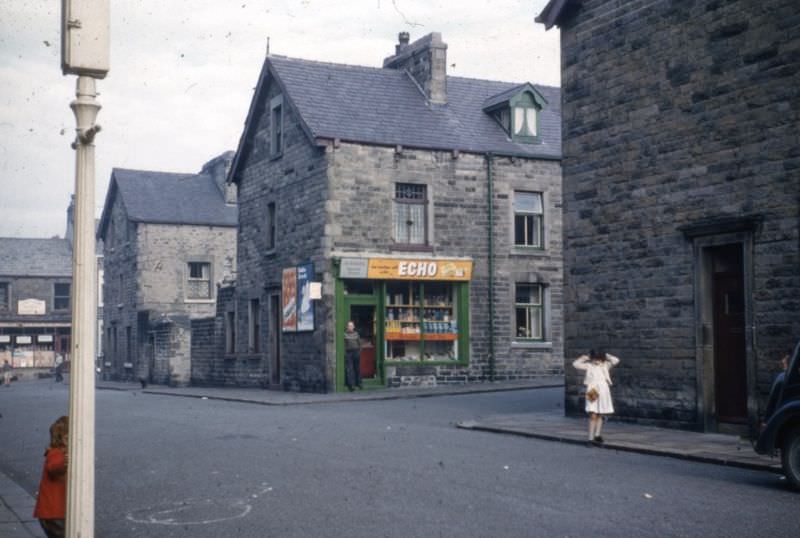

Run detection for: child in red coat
[[34, 416, 68, 538]]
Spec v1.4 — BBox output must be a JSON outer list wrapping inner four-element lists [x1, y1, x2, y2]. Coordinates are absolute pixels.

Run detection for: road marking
[[126, 491, 269, 526]]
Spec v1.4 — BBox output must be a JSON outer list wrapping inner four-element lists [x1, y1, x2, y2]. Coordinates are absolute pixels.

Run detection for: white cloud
[[0, 0, 560, 238]]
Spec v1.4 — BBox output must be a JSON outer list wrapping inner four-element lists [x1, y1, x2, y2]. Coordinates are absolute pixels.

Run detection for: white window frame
[[392, 182, 429, 246], [513, 191, 545, 249], [186, 261, 213, 302], [513, 283, 547, 343]]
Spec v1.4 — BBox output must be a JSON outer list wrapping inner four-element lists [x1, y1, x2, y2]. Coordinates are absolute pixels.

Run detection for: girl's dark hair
[[589, 349, 607, 361]]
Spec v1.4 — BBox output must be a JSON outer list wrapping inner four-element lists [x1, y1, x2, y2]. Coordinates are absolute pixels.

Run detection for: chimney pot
[[396, 32, 410, 54]]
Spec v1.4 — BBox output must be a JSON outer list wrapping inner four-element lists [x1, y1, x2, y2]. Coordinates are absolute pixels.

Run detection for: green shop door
[[338, 297, 384, 391]]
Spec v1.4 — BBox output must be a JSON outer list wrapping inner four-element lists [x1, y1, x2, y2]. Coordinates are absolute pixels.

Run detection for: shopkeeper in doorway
[[344, 321, 362, 391]]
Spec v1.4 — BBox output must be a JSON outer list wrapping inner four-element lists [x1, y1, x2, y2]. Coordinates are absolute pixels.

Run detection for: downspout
[[486, 153, 496, 382]]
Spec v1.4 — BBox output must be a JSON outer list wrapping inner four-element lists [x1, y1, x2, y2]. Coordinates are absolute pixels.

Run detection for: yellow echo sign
[[366, 259, 472, 281]]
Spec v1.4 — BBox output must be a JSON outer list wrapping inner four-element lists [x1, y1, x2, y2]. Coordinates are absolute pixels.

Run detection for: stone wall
[[190, 284, 266, 387], [0, 276, 72, 320], [233, 75, 331, 391], [559, 0, 800, 426], [102, 198, 237, 383], [101, 195, 139, 381], [327, 143, 564, 386]]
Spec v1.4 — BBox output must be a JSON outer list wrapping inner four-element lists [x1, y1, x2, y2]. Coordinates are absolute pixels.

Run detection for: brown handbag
[[586, 386, 599, 403]]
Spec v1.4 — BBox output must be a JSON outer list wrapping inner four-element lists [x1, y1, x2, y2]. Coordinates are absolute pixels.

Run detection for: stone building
[[0, 237, 73, 371], [0, 201, 105, 377], [196, 33, 564, 391], [97, 152, 237, 385], [537, 0, 800, 431]]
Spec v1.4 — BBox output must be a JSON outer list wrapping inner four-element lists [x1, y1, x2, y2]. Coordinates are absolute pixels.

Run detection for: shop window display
[[385, 281, 458, 362]]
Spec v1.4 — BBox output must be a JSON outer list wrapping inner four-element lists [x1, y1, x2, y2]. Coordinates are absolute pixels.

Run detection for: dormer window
[[513, 96, 538, 138], [493, 108, 511, 133], [483, 84, 547, 144]]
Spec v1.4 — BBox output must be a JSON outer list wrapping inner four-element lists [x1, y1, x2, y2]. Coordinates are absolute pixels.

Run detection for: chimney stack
[[384, 32, 448, 105], [66, 195, 75, 245], [200, 151, 237, 205], [396, 32, 410, 54]]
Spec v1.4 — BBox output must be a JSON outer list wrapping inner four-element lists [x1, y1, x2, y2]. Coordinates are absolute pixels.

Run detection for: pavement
[[0, 473, 45, 538], [457, 412, 782, 473], [95, 376, 565, 404]]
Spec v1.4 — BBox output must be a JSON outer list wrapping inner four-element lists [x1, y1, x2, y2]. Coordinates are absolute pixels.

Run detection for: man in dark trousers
[[344, 320, 362, 391]]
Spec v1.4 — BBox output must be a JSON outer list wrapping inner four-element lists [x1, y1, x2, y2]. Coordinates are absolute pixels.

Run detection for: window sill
[[269, 152, 283, 161], [263, 248, 277, 258], [511, 340, 552, 350], [390, 244, 434, 253], [385, 359, 468, 367], [510, 246, 547, 256], [185, 299, 215, 304]]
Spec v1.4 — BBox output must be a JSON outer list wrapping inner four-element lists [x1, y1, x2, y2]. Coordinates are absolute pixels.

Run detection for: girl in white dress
[[573, 349, 620, 444]]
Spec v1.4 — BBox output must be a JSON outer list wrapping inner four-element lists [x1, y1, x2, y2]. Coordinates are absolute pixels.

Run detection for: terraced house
[[196, 32, 564, 392], [98, 153, 237, 385], [538, 0, 800, 432]]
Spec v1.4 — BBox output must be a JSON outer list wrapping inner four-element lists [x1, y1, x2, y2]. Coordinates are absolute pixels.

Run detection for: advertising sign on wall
[[281, 267, 298, 332], [18, 299, 46, 316], [366, 259, 472, 281], [296, 263, 315, 332]]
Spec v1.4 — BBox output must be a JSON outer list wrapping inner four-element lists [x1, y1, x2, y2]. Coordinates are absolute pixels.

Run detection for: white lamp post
[[61, 2, 109, 536]]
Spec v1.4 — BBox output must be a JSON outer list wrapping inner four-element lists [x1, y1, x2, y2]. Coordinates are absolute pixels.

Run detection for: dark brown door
[[712, 245, 747, 423], [270, 294, 281, 385]]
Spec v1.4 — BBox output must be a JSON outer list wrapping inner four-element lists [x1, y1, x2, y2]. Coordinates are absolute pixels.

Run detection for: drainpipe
[[486, 153, 496, 382]]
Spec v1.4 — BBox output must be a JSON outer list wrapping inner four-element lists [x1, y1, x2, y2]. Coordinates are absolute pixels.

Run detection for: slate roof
[[99, 169, 237, 236], [0, 237, 73, 277], [264, 55, 561, 160]]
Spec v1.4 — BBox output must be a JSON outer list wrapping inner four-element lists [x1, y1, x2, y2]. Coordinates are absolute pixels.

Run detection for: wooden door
[[712, 268, 747, 423], [270, 294, 281, 385]]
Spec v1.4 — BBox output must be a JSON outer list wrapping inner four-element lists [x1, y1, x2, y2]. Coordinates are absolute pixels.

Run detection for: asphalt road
[[0, 380, 796, 537]]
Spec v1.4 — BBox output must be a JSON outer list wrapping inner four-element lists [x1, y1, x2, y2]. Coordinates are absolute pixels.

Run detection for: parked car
[[755, 340, 800, 490]]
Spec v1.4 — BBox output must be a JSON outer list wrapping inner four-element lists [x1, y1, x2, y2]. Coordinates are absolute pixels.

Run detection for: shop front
[[0, 325, 71, 369], [334, 257, 472, 391]]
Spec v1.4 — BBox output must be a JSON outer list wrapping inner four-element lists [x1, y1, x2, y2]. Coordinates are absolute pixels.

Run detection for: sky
[[0, 0, 560, 239]]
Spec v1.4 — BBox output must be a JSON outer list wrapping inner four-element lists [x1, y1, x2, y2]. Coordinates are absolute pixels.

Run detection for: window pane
[[344, 280, 373, 295], [55, 283, 70, 296], [516, 307, 528, 337], [514, 215, 526, 246], [407, 203, 425, 244], [272, 105, 282, 153], [396, 183, 426, 201], [515, 283, 542, 305], [394, 203, 407, 242], [514, 107, 525, 135], [532, 215, 543, 248], [526, 108, 537, 136], [266, 203, 276, 249], [530, 307, 543, 338], [514, 192, 543, 214], [515, 284, 530, 304]]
